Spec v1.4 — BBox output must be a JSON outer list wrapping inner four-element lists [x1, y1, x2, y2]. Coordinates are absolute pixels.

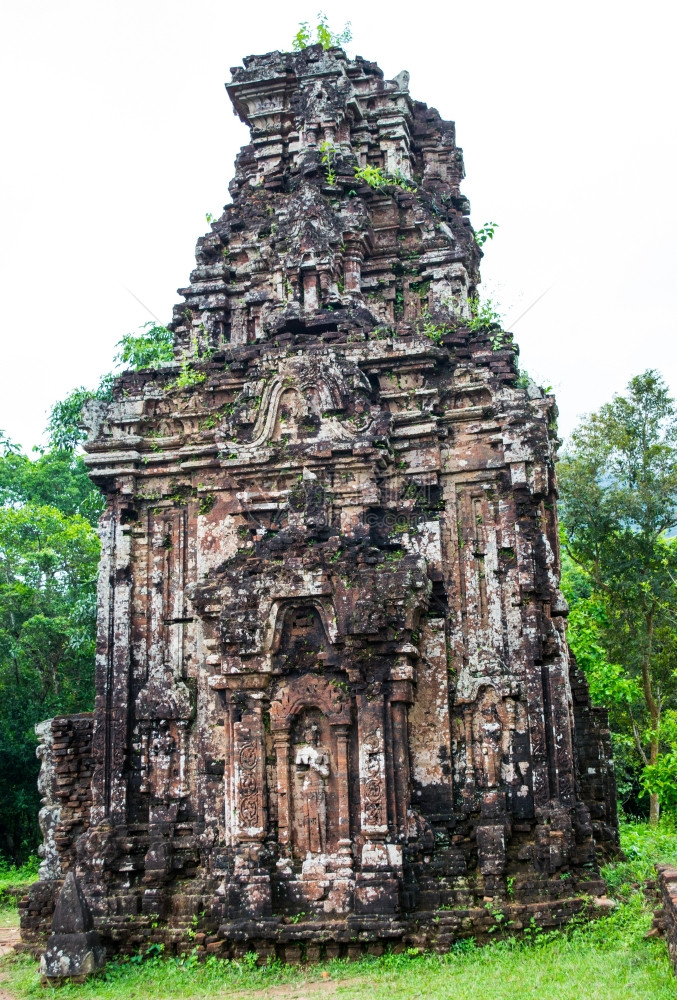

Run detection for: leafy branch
[[475, 221, 499, 247], [292, 12, 352, 52]]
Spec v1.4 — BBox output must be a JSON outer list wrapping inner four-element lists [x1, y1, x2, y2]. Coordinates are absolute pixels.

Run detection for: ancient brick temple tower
[[23, 44, 618, 962]]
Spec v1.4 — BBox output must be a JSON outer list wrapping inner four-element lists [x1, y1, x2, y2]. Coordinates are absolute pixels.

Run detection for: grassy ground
[[1, 822, 677, 999], [0, 858, 38, 931]]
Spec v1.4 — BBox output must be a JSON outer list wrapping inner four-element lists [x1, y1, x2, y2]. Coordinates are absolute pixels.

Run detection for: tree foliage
[[46, 323, 173, 452], [114, 322, 174, 371], [0, 321, 175, 861], [0, 498, 99, 860], [46, 377, 113, 452], [559, 370, 677, 822], [0, 446, 103, 525]]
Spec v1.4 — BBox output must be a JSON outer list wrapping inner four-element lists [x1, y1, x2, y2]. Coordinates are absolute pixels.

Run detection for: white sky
[[1, 0, 675, 451]]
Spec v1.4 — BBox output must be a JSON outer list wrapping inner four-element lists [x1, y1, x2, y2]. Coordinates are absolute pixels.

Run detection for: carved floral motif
[[238, 739, 259, 828], [270, 674, 350, 729]]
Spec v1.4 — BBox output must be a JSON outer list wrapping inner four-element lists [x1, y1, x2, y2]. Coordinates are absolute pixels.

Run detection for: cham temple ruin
[[21, 43, 619, 975]]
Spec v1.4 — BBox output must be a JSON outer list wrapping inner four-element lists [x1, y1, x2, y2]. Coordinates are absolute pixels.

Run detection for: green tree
[[46, 377, 113, 452], [0, 445, 103, 525], [0, 322, 172, 860], [0, 502, 99, 860], [46, 323, 173, 452], [559, 370, 677, 823], [114, 322, 173, 371]]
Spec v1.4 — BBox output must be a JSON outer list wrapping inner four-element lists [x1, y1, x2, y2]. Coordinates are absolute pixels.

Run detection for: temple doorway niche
[[291, 709, 334, 857], [272, 388, 307, 442], [270, 670, 352, 866], [277, 606, 328, 673]]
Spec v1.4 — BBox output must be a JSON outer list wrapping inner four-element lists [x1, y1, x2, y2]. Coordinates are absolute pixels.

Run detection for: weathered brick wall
[[18, 713, 94, 949], [569, 661, 619, 852], [49, 713, 94, 873], [656, 865, 677, 972], [17, 881, 57, 952]]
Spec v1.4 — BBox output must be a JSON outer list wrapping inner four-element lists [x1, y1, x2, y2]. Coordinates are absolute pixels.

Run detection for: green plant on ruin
[[384, 549, 404, 563], [354, 164, 415, 192], [490, 329, 509, 350], [474, 220, 499, 248], [411, 279, 431, 302], [513, 367, 551, 395], [468, 296, 503, 333], [292, 12, 352, 51], [485, 900, 513, 935], [319, 140, 338, 185], [166, 359, 206, 392], [165, 338, 207, 391], [514, 368, 534, 390], [198, 494, 216, 515], [417, 311, 446, 344], [354, 164, 387, 189], [391, 169, 415, 190]]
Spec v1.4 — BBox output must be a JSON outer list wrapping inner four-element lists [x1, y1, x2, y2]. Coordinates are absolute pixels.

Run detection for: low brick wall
[[18, 713, 94, 949], [569, 661, 619, 853], [656, 865, 677, 972], [49, 713, 94, 874]]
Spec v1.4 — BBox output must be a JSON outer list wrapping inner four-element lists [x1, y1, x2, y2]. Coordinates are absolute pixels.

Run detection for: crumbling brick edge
[[654, 864, 677, 972]]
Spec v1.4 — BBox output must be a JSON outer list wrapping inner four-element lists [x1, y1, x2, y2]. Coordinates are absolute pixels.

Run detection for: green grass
[[0, 856, 39, 902], [602, 815, 677, 900], [1, 821, 677, 999], [0, 856, 40, 929]]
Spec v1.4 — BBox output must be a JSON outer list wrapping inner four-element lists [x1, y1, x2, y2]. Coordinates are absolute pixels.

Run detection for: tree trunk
[[641, 610, 661, 825]]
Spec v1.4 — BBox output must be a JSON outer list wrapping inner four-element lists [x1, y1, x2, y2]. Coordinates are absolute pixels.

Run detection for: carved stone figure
[[294, 724, 330, 855]]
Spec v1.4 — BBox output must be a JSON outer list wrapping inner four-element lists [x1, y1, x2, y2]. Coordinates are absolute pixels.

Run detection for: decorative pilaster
[[273, 731, 291, 846], [334, 724, 351, 846], [390, 680, 413, 836], [233, 705, 267, 843]]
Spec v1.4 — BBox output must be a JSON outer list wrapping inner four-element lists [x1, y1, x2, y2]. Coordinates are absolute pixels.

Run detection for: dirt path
[[0, 929, 19, 961], [0, 929, 22, 1000], [228, 977, 372, 1000]]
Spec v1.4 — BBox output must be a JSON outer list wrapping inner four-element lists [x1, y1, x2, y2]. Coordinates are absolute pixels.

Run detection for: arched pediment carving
[[218, 354, 375, 454], [270, 675, 350, 730]]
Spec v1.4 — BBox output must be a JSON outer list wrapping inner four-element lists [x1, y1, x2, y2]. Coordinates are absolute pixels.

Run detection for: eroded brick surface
[[656, 866, 677, 972], [24, 44, 618, 960]]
